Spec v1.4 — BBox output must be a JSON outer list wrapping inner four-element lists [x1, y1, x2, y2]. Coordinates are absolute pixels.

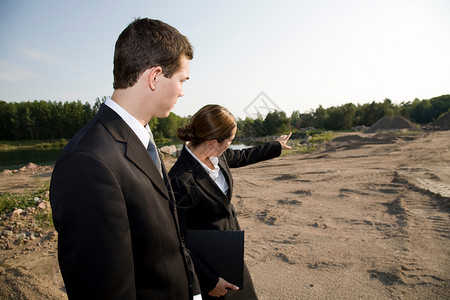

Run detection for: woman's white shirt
[[185, 145, 229, 195]]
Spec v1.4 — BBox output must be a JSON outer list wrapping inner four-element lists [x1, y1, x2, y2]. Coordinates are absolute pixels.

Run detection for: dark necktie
[[147, 134, 163, 178]]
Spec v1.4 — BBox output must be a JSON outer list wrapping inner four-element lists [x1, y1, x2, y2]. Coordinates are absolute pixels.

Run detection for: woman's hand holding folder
[[208, 277, 239, 297]]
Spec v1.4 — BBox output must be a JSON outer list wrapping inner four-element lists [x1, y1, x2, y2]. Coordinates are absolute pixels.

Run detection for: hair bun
[[177, 125, 195, 141]]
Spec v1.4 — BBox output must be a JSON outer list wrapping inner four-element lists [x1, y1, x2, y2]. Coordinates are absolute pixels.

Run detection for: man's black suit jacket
[[50, 104, 199, 299], [168, 141, 281, 298]]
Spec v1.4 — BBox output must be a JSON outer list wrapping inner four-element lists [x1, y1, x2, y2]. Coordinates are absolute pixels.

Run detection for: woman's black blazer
[[168, 141, 281, 293]]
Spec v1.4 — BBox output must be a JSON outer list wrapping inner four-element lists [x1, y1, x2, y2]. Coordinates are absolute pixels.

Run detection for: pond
[[0, 144, 252, 171], [0, 148, 62, 171]]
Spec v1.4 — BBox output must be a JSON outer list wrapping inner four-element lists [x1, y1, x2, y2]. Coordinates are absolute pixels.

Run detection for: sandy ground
[[0, 130, 448, 299]]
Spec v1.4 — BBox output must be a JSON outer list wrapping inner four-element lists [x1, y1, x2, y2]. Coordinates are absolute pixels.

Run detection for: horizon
[[2, 93, 448, 120]]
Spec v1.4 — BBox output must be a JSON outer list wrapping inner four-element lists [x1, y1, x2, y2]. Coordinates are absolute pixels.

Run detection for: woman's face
[[212, 126, 237, 156]]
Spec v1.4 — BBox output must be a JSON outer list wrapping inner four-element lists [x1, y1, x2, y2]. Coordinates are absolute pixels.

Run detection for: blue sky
[[1, 0, 449, 119]]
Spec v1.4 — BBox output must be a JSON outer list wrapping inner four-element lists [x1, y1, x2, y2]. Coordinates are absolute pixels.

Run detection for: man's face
[[153, 56, 190, 118]]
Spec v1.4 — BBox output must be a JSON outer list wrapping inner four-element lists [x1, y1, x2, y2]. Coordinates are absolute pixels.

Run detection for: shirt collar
[[104, 97, 151, 148], [185, 145, 220, 178]]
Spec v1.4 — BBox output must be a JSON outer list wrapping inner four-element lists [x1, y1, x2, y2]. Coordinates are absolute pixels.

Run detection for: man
[[50, 18, 200, 299]]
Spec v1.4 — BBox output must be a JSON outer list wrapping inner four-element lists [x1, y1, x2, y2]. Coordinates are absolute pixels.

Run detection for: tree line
[[0, 94, 448, 141], [237, 94, 449, 137]]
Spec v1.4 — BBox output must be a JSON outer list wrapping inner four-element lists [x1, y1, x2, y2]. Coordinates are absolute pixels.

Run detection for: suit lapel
[[180, 147, 231, 213], [161, 154, 176, 205], [125, 140, 170, 199], [97, 104, 170, 200]]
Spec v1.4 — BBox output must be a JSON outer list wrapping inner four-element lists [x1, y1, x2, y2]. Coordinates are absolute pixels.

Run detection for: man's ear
[[148, 66, 163, 91]]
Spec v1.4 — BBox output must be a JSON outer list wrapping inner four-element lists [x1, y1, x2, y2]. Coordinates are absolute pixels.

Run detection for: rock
[[46, 231, 57, 241], [300, 127, 316, 132], [16, 233, 27, 239], [300, 136, 312, 144], [1, 230, 13, 237], [11, 209, 24, 219], [351, 125, 367, 131], [26, 162, 39, 170], [160, 145, 177, 157], [1, 169, 12, 175], [37, 201, 49, 210]]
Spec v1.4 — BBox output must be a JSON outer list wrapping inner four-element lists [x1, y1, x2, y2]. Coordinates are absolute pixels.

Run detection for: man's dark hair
[[113, 18, 193, 89]]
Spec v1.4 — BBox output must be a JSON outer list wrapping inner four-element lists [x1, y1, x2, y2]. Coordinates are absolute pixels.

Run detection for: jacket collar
[[97, 104, 170, 200], [179, 146, 232, 211]]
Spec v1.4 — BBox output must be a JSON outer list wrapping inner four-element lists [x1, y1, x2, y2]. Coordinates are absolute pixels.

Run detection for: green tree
[[14, 102, 35, 139], [430, 95, 450, 120], [93, 96, 107, 114], [148, 117, 159, 132], [0, 101, 17, 139], [238, 114, 265, 137], [311, 105, 327, 129], [409, 98, 432, 124], [49, 101, 65, 139], [263, 111, 290, 135], [355, 99, 394, 126], [31, 100, 51, 139], [155, 112, 188, 139], [400, 95, 449, 124], [290, 110, 302, 129], [299, 111, 314, 128], [325, 103, 356, 130], [237, 117, 257, 137]]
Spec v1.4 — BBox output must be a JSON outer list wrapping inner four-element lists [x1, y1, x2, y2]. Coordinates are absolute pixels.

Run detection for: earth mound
[[364, 116, 419, 133], [430, 112, 450, 130]]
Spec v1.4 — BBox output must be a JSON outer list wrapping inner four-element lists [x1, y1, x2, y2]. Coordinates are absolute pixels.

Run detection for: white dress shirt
[[104, 97, 151, 148], [185, 145, 229, 195]]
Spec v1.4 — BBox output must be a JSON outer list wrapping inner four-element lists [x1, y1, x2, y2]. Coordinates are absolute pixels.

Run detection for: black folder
[[185, 230, 244, 288]]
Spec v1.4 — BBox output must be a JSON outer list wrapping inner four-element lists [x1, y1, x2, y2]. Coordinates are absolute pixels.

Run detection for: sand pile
[[364, 116, 419, 133], [430, 112, 450, 130]]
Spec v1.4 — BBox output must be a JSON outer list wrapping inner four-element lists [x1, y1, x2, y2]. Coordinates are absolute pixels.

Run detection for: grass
[[0, 180, 54, 228], [0, 192, 37, 214], [296, 143, 318, 153], [0, 139, 67, 151], [34, 139, 67, 149], [283, 131, 336, 155], [34, 209, 54, 229], [309, 131, 336, 143]]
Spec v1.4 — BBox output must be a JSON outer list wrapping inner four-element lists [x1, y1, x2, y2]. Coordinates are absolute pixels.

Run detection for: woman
[[169, 104, 291, 299]]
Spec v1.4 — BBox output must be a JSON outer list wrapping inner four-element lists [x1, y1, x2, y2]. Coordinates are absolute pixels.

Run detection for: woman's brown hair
[[177, 104, 236, 148]]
